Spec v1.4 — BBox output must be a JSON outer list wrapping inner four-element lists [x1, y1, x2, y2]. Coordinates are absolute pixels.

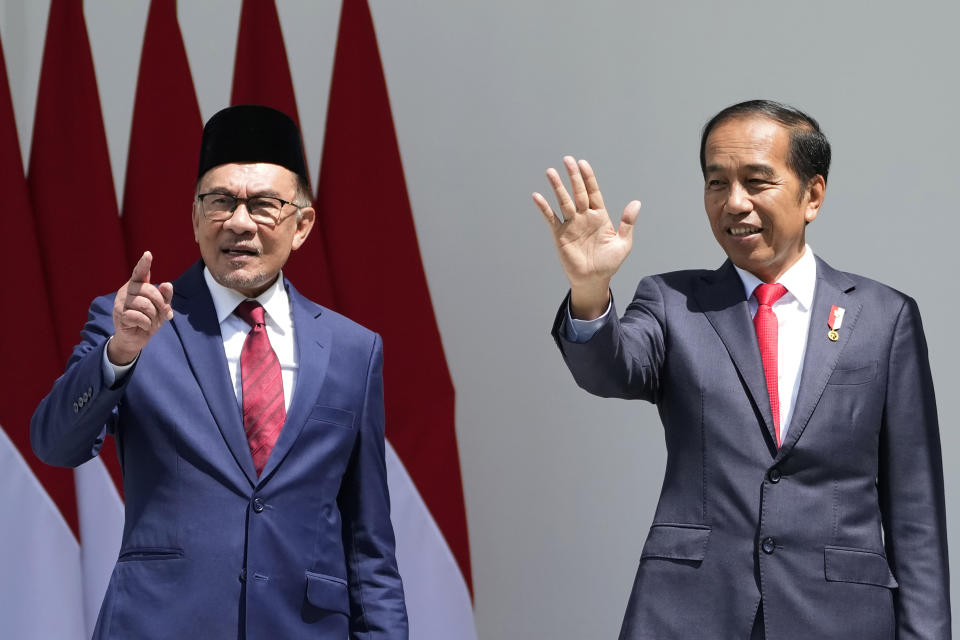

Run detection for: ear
[[291, 206, 315, 250], [803, 175, 826, 223], [192, 201, 202, 244]]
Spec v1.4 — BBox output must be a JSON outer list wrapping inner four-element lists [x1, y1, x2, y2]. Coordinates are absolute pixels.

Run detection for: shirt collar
[[202, 267, 292, 330], [733, 244, 817, 310]]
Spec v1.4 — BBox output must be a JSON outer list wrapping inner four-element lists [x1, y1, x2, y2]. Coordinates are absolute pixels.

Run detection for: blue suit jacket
[[552, 257, 950, 640], [32, 261, 407, 639]]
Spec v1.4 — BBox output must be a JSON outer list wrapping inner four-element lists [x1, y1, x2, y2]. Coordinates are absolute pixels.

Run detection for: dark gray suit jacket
[[552, 257, 950, 640]]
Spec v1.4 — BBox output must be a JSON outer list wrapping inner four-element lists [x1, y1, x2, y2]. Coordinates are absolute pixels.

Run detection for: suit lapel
[[258, 281, 332, 483], [777, 258, 859, 458], [170, 262, 258, 487], [694, 261, 778, 445]]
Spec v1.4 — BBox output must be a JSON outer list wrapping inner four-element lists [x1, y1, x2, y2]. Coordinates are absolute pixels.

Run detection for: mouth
[[221, 246, 261, 257], [727, 225, 763, 238]]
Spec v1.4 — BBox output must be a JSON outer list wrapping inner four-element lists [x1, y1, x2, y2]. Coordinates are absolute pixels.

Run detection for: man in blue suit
[[32, 105, 407, 638], [533, 100, 950, 639]]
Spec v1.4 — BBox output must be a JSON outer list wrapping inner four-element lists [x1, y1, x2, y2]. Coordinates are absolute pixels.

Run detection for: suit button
[[768, 468, 782, 483], [762, 537, 776, 554], [239, 568, 246, 582], [87, 387, 93, 396], [252, 497, 264, 513], [73, 402, 79, 413]]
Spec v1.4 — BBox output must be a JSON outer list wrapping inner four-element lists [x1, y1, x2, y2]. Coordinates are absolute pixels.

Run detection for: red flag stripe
[[0, 33, 80, 538], [231, 0, 302, 129], [230, 0, 336, 308], [122, 0, 203, 284], [28, 0, 127, 495], [317, 0, 472, 592]]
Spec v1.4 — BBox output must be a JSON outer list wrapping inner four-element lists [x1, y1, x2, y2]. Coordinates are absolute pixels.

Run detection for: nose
[[223, 201, 259, 234], [723, 181, 752, 215]]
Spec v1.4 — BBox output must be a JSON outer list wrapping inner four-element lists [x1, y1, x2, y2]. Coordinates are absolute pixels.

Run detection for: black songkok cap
[[197, 105, 307, 182]]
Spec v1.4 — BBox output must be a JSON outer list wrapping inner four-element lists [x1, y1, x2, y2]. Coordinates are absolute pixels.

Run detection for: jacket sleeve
[[30, 293, 128, 468], [550, 276, 667, 402], [339, 333, 408, 639], [877, 297, 951, 639]]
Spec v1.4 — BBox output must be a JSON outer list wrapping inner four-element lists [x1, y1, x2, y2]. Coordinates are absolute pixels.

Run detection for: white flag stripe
[[386, 439, 477, 640], [0, 425, 87, 640], [75, 457, 125, 637]]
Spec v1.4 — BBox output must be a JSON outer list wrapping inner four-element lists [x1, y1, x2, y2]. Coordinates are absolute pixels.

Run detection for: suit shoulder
[[824, 264, 918, 309], [649, 268, 717, 286], [287, 286, 380, 348], [317, 305, 379, 341], [637, 268, 718, 296]]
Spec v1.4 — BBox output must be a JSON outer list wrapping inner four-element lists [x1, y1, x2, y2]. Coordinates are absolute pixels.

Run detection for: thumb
[[159, 281, 174, 321], [159, 281, 174, 306], [618, 200, 641, 240], [131, 251, 153, 284]]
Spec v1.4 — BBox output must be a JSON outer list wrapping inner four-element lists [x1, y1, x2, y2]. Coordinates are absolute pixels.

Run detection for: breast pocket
[[826, 361, 877, 386], [306, 405, 355, 430]]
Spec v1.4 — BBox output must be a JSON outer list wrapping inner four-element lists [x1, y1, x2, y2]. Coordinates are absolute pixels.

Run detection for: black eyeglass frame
[[196, 192, 301, 226]]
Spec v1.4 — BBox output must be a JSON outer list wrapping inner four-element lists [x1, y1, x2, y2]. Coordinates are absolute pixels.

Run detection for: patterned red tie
[[753, 283, 788, 447], [235, 301, 286, 475]]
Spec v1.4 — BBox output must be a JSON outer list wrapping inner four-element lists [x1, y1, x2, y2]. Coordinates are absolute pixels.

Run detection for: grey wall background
[[2, 1, 957, 637]]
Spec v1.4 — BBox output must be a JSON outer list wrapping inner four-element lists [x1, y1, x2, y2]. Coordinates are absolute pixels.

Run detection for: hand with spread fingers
[[532, 155, 641, 320], [107, 251, 174, 365]]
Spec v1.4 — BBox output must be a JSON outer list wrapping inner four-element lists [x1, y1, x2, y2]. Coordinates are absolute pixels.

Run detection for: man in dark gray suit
[[533, 100, 950, 639]]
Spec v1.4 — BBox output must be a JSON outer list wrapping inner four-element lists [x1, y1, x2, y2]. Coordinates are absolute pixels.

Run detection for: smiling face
[[193, 162, 314, 297], [703, 116, 825, 283]]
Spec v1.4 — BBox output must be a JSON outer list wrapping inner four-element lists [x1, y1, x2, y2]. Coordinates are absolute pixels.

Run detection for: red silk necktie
[[753, 283, 788, 446], [235, 300, 285, 475]]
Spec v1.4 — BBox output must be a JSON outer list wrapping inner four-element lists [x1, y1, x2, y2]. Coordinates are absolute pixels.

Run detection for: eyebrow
[[745, 164, 776, 177], [202, 186, 284, 198], [704, 163, 776, 177]]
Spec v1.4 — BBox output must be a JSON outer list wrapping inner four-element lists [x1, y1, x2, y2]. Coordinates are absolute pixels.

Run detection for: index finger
[[130, 251, 153, 284]]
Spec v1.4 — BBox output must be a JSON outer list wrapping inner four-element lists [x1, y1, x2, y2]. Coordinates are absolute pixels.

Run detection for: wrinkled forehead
[[197, 162, 299, 194], [703, 116, 791, 166]]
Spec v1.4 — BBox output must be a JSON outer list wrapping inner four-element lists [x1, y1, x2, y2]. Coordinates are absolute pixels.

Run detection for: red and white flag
[[7, 3, 476, 637], [317, 2, 476, 637], [230, 0, 336, 308], [0, 30, 86, 640], [122, 0, 204, 283], [27, 0, 128, 633]]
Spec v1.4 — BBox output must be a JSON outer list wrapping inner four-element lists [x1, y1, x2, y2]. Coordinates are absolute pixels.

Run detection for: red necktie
[[753, 283, 788, 446], [235, 301, 286, 475]]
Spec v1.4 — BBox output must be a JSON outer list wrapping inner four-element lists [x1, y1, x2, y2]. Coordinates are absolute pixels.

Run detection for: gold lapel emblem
[[827, 306, 845, 342]]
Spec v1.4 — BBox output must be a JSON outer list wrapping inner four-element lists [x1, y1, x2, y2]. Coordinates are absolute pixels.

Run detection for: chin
[[216, 269, 273, 294]]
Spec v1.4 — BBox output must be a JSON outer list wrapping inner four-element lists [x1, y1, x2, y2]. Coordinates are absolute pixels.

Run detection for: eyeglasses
[[197, 192, 299, 227]]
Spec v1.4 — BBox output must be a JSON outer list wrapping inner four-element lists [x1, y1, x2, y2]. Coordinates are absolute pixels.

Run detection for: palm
[[554, 203, 631, 282], [533, 156, 640, 288]]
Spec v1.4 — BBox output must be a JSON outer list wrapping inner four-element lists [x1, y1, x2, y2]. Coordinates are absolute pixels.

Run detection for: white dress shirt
[[732, 245, 816, 437], [566, 245, 818, 438], [104, 268, 298, 412]]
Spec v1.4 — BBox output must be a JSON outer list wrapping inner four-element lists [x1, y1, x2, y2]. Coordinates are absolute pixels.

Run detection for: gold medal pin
[[827, 305, 845, 342]]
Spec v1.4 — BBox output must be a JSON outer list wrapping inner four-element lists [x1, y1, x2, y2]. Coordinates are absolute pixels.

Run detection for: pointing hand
[[107, 251, 174, 365]]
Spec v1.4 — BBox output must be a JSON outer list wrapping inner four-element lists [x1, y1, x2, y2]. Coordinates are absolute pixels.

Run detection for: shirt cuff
[[564, 298, 612, 343], [102, 337, 138, 387]]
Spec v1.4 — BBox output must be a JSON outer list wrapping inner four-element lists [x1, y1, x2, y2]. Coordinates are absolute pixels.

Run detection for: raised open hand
[[107, 251, 174, 365], [533, 156, 640, 319]]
